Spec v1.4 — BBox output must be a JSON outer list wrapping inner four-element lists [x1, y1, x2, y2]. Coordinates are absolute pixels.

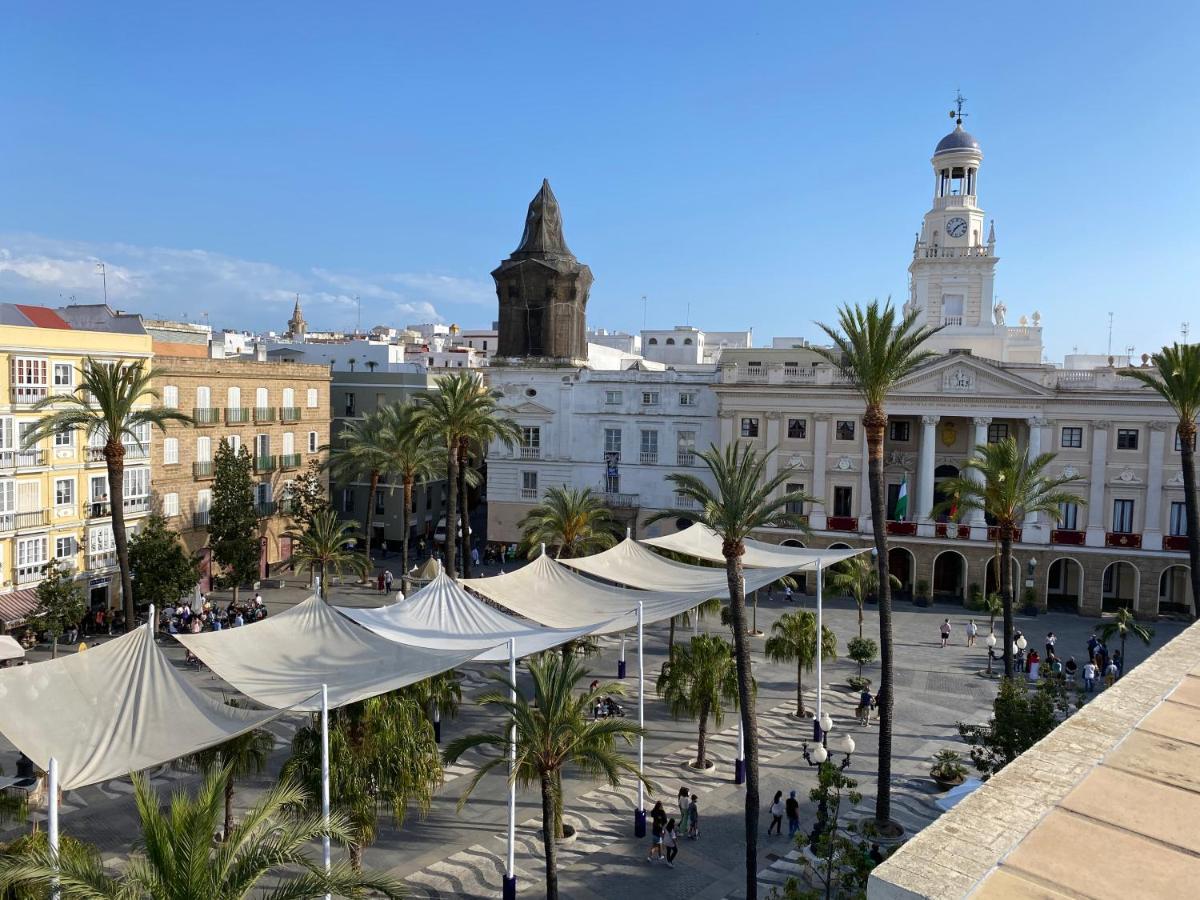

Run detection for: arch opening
[[1102, 561, 1139, 613], [1158, 565, 1193, 617], [1045, 558, 1084, 612], [932, 550, 967, 603]]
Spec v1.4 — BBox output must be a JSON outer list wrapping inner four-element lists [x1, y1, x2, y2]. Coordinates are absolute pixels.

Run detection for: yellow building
[[0, 304, 153, 628]]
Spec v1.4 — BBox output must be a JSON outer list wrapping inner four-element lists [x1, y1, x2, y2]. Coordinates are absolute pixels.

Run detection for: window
[[1116, 429, 1139, 450], [282, 387, 295, 409], [196, 385, 211, 409], [987, 423, 1009, 444], [307, 388, 319, 408], [677, 430, 696, 464], [741, 417, 759, 438], [679, 392, 697, 407], [1061, 426, 1083, 449], [54, 427, 72, 448], [1176, 429, 1197, 451], [836, 420, 856, 441], [1058, 501, 1079, 531], [605, 471, 620, 494], [521, 471, 538, 500], [641, 391, 660, 406], [1170, 501, 1188, 536], [162, 385, 178, 408], [375, 490, 386, 514], [341, 489, 355, 512], [833, 486, 853, 517], [665, 338, 675, 346], [255, 434, 270, 459], [255, 387, 269, 408], [163, 492, 180, 517], [195, 489, 212, 513], [54, 477, 74, 507], [647, 337, 658, 345], [604, 428, 622, 459], [196, 436, 212, 463], [124, 467, 150, 501], [888, 421, 911, 442], [345, 392, 356, 417], [226, 434, 241, 455], [17, 536, 48, 578], [282, 432, 295, 455], [521, 426, 541, 449], [1112, 499, 1135, 534], [787, 418, 807, 440], [227, 386, 241, 408], [11, 358, 48, 402], [163, 437, 179, 465], [55, 536, 75, 559], [640, 429, 658, 464], [684, 338, 693, 346], [605, 390, 622, 405], [53, 363, 72, 387], [308, 431, 319, 453], [785, 482, 806, 515]]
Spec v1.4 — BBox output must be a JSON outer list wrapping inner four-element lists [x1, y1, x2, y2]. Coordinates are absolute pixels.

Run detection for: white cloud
[[0, 234, 494, 331]]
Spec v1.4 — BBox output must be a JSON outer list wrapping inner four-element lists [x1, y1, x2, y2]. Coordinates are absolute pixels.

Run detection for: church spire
[[287, 293, 307, 341], [514, 179, 574, 258]]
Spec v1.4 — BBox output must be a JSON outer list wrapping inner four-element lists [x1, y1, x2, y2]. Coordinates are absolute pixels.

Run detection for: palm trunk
[[445, 445, 459, 579], [224, 774, 235, 839], [724, 546, 759, 900], [349, 841, 363, 872], [553, 769, 565, 840], [319, 561, 328, 600], [51, 637, 58, 660], [540, 773, 559, 900], [696, 700, 709, 768], [796, 657, 805, 717], [865, 406, 895, 828], [1180, 422, 1200, 621], [401, 477, 413, 592], [458, 441, 472, 578], [363, 469, 380, 576], [1000, 529, 1015, 677], [105, 444, 135, 630]]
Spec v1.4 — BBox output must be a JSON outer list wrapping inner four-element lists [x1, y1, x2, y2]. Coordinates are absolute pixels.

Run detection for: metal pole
[[692, 604, 700, 637], [734, 713, 745, 784], [634, 601, 646, 836], [815, 559, 824, 741], [618, 635, 626, 679], [48, 757, 59, 900], [504, 638, 517, 900], [321, 684, 331, 900]]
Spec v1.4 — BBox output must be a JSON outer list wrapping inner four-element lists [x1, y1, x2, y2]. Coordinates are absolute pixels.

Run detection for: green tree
[[29, 558, 85, 658], [649, 442, 811, 900], [287, 456, 330, 528], [0, 766, 403, 898], [846, 636, 879, 681], [180, 700, 276, 841], [23, 358, 191, 630], [209, 439, 260, 605], [957, 676, 1077, 778], [764, 609, 837, 718], [382, 403, 443, 592], [790, 763, 871, 900], [666, 597, 723, 661], [326, 408, 391, 573], [814, 300, 942, 831], [405, 668, 463, 740], [984, 592, 1004, 635], [518, 486, 622, 559], [287, 509, 371, 599], [1099, 607, 1154, 668], [1123, 343, 1200, 620], [0, 830, 99, 899], [284, 691, 442, 870], [936, 437, 1083, 676], [656, 633, 742, 769], [128, 514, 200, 614], [827, 555, 899, 639], [445, 653, 648, 900], [415, 372, 519, 578]]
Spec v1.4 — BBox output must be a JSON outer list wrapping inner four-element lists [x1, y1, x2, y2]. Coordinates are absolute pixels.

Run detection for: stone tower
[[493, 179, 592, 363], [286, 294, 307, 341]]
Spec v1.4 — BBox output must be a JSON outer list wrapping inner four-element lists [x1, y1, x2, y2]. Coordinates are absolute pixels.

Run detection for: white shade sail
[[560, 537, 796, 594], [338, 570, 606, 662], [461, 554, 713, 633], [0, 635, 24, 661], [177, 595, 493, 711], [0, 625, 286, 790], [643, 524, 868, 570]]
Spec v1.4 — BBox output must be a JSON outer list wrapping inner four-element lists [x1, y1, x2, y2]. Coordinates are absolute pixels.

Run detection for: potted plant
[[929, 749, 968, 791], [1022, 587, 1039, 617], [846, 636, 878, 691], [914, 579, 931, 608]]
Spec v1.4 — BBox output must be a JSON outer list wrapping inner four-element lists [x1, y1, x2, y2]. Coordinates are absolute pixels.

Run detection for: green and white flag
[[894, 477, 909, 521]]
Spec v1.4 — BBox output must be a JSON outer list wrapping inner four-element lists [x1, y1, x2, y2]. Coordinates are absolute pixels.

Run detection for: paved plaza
[[2, 557, 1188, 899]]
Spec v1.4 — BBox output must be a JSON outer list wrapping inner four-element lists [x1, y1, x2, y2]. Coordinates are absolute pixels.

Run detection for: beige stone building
[[150, 349, 330, 589]]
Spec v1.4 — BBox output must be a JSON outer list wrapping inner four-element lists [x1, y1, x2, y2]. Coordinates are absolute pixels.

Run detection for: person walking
[[1113, 649, 1124, 677], [966, 619, 978, 648], [647, 800, 668, 862], [1045, 631, 1057, 658], [939, 618, 952, 648], [687, 794, 700, 839], [1104, 658, 1119, 688], [376, 571, 386, 595], [664, 819, 679, 868], [784, 585, 794, 603], [767, 791, 784, 835], [1082, 659, 1098, 693], [786, 790, 801, 838], [677, 785, 691, 830], [1064, 656, 1078, 685], [856, 687, 873, 726], [384, 569, 394, 594]]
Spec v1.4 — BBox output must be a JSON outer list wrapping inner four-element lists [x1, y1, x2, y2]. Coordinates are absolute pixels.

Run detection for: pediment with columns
[[894, 354, 1054, 399], [503, 399, 557, 417]]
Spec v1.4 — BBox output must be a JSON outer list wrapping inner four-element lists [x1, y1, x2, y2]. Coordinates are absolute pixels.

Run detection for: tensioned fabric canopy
[[461, 554, 713, 633], [177, 595, 494, 711], [0, 635, 24, 661], [0, 624, 286, 790], [643, 525, 868, 570], [559, 538, 797, 594], [338, 570, 607, 662]]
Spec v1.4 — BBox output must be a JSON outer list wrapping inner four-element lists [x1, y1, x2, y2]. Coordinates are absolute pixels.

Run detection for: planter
[[932, 774, 965, 792], [684, 758, 717, 773], [847, 676, 873, 691], [856, 815, 905, 845], [546, 824, 577, 847]]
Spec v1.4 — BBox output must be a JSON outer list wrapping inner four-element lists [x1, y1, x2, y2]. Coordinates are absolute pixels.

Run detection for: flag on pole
[[894, 477, 909, 522]]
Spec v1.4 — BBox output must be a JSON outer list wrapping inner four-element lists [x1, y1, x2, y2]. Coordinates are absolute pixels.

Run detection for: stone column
[[718, 409, 735, 451], [969, 417, 991, 528], [918, 415, 939, 530], [810, 415, 829, 530], [1143, 422, 1168, 550], [1024, 417, 1047, 530], [1085, 421, 1111, 547], [859, 427, 871, 532], [764, 412, 782, 484]]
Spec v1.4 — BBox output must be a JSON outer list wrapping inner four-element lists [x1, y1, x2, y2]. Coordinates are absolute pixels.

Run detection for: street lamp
[[986, 632, 997, 675], [801, 714, 854, 771], [1016, 634, 1028, 673]]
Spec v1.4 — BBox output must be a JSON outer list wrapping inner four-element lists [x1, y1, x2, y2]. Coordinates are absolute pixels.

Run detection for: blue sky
[[1, 1, 1197, 360]]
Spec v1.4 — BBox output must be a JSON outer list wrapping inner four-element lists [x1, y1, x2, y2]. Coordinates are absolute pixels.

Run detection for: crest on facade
[[834, 455, 855, 472], [944, 367, 976, 393], [885, 450, 914, 471], [1168, 471, 1186, 486], [1111, 467, 1143, 485], [788, 455, 807, 470], [940, 421, 958, 447], [1061, 465, 1079, 479]]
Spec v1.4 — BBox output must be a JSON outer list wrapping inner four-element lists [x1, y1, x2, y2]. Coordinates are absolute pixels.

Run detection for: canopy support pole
[[735, 713, 745, 784], [814, 559, 824, 741], [618, 635, 626, 679], [504, 638, 517, 900], [48, 756, 59, 900], [433, 703, 441, 743], [693, 604, 700, 637], [321, 683, 331, 900], [634, 600, 646, 837]]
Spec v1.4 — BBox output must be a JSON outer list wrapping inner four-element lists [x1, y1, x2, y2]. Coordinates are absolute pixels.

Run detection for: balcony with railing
[[601, 492, 640, 509], [639, 451, 658, 465], [913, 244, 992, 260], [520, 487, 538, 500], [935, 522, 973, 539], [519, 446, 541, 459], [254, 406, 276, 423], [987, 526, 1023, 543], [673, 494, 697, 510], [193, 509, 210, 528], [0, 449, 46, 469], [225, 407, 251, 424], [1164, 535, 1191, 552], [193, 407, 221, 426], [279, 452, 302, 470], [254, 455, 278, 473], [1106, 531, 1142, 549], [280, 407, 302, 423], [123, 496, 151, 514], [11, 385, 49, 405], [86, 501, 111, 519], [783, 366, 817, 383], [737, 365, 768, 382], [87, 550, 118, 572], [122, 443, 150, 461], [826, 515, 859, 532], [255, 500, 278, 517], [193, 461, 214, 479], [16, 562, 47, 585], [676, 450, 696, 467], [886, 520, 918, 536], [0, 510, 49, 531]]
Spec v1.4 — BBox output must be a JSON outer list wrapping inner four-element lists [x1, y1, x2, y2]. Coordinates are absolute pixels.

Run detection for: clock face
[[946, 217, 968, 238]]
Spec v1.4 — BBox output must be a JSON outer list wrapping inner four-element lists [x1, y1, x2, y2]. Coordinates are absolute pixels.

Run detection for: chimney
[[254, 342, 267, 362]]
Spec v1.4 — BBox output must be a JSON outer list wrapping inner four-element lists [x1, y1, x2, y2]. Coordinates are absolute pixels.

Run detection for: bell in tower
[[493, 180, 592, 364]]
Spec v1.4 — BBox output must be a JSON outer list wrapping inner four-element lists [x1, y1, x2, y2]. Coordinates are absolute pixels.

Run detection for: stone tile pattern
[[868, 617, 1200, 899]]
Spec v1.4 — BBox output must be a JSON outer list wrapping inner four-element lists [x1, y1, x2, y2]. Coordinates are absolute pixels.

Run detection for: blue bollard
[[503, 874, 517, 900], [634, 807, 647, 837], [734, 757, 745, 785], [618, 659, 626, 679]]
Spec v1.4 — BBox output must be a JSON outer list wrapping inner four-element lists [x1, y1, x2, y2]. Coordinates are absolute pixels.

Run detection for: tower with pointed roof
[[493, 179, 592, 363], [287, 294, 307, 342]]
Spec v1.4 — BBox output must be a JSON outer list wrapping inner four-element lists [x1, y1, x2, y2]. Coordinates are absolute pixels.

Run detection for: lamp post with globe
[[986, 632, 997, 676], [1015, 633, 1028, 674], [801, 713, 856, 848]]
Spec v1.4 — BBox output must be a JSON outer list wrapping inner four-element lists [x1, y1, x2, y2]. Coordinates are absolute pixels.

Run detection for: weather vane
[[949, 90, 968, 126]]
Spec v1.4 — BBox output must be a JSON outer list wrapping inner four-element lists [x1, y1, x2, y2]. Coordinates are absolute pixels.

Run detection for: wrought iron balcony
[[280, 407, 302, 423], [254, 406, 276, 423], [193, 408, 221, 426], [225, 407, 251, 424], [254, 455, 278, 473], [279, 453, 302, 470], [193, 461, 215, 479]]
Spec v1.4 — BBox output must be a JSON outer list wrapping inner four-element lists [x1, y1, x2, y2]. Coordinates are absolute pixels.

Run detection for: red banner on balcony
[[886, 521, 917, 536], [1163, 535, 1191, 552], [1105, 532, 1142, 549], [1050, 529, 1086, 545], [826, 516, 858, 532]]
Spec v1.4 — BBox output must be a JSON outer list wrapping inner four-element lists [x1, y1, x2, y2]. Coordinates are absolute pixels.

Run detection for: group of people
[[162, 594, 268, 634], [646, 789, 701, 868]]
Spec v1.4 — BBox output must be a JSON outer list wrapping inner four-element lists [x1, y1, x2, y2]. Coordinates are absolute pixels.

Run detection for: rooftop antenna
[[1125, 344, 1136, 360], [1106, 312, 1114, 357], [355, 295, 361, 334], [95, 262, 108, 304], [641, 295, 647, 331], [686, 302, 691, 326], [949, 89, 968, 126], [1183, 322, 1191, 343]]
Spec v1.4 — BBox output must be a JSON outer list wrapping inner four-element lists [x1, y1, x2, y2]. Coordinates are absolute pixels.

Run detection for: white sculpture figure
[[993, 301, 1007, 325], [1019, 314, 1029, 326], [1031, 310, 1042, 326]]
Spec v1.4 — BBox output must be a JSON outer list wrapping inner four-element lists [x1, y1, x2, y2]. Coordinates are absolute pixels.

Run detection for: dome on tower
[[935, 125, 981, 156]]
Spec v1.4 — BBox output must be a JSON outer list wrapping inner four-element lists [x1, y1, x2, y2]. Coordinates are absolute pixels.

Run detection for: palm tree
[[656, 634, 742, 769], [826, 554, 899, 639], [936, 437, 1083, 676], [1099, 607, 1155, 670], [416, 372, 519, 579], [284, 690, 443, 870], [984, 592, 1004, 635], [444, 653, 648, 900], [287, 508, 371, 599], [0, 829, 98, 899], [0, 767, 403, 898], [23, 359, 191, 630], [326, 408, 390, 573], [1123, 344, 1200, 620], [666, 597, 723, 661], [406, 669, 463, 741], [648, 442, 810, 900], [180, 700, 276, 841], [382, 404, 442, 592], [764, 609, 837, 718], [518, 486, 622, 559], [813, 300, 942, 830]]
